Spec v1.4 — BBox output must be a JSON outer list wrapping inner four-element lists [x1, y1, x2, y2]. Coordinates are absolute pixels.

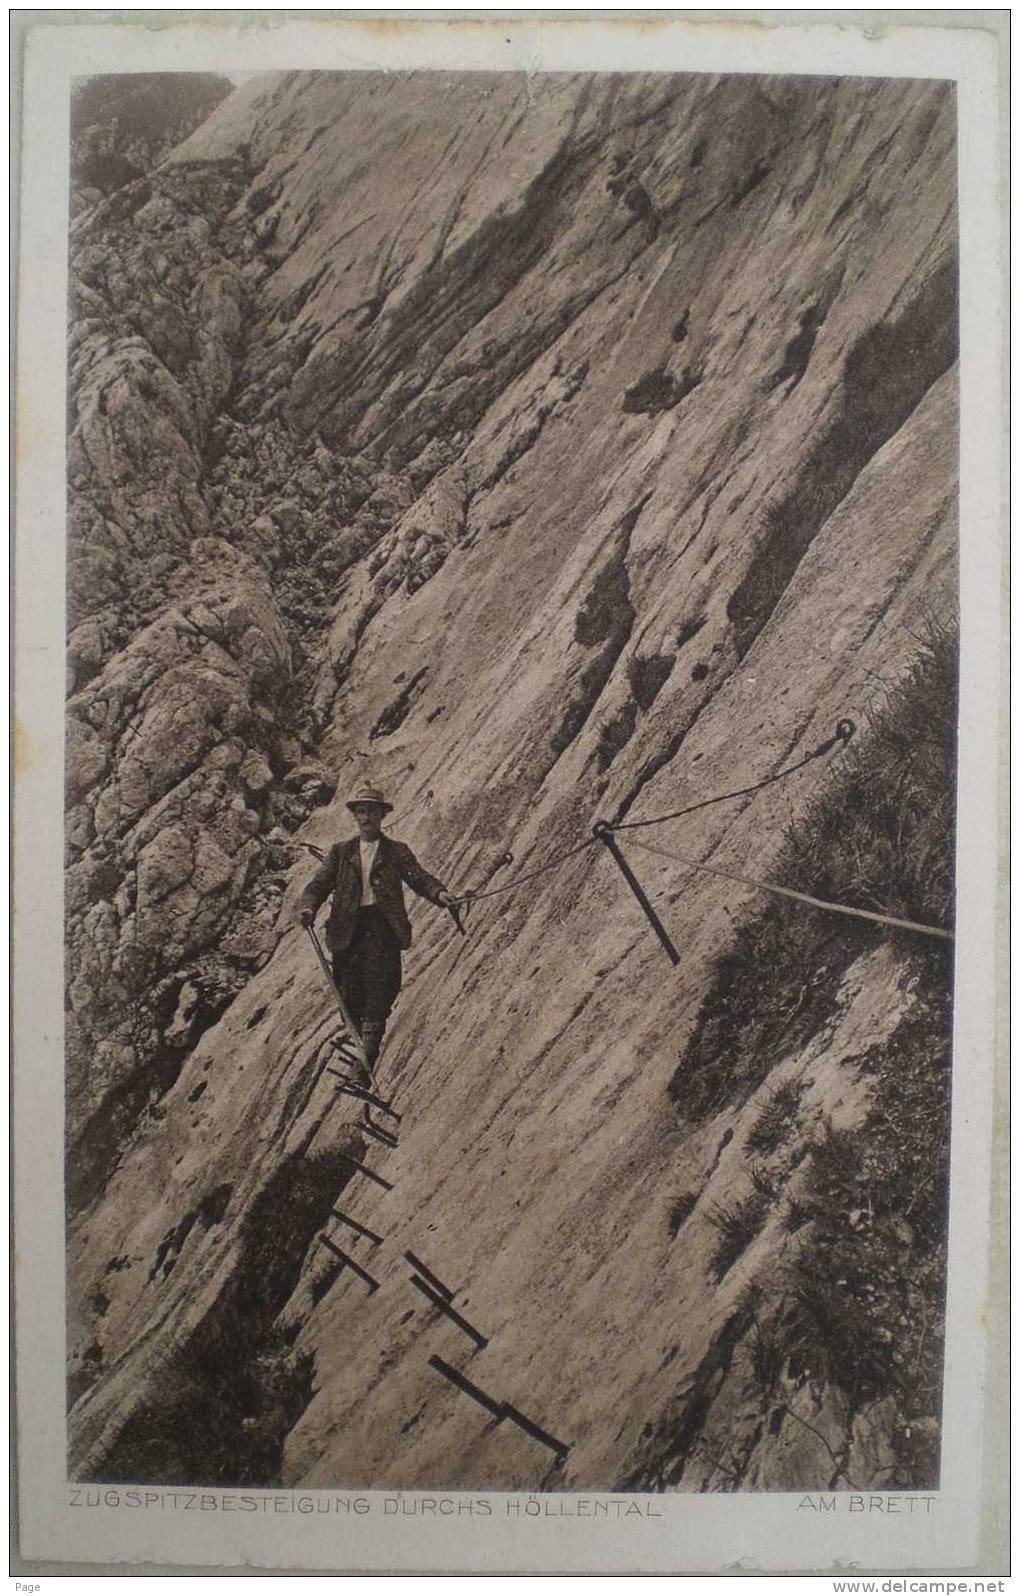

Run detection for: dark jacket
[[298, 834, 447, 952]]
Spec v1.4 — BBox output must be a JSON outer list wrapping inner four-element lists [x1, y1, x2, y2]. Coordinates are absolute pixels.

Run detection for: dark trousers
[[332, 906, 402, 1034]]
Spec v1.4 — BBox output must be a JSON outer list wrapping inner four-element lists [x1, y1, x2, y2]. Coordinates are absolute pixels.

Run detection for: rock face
[[65, 71, 957, 1491]]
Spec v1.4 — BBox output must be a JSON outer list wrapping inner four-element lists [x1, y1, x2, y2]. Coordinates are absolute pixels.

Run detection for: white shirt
[[359, 839, 381, 905]]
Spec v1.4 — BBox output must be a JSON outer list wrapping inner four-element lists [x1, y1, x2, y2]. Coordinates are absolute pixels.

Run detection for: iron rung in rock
[[410, 1275, 488, 1348], [361, 1116, 399, 1149], [428, 1355, 504, 1421], [404, 1250, 454, 1301], [317, 1234, 380, 1293], [330, 1208, 384, 1246], [340, 1152, 393, 1191], [325, 1071, 401, 1120], [502, 1402, 570, 1463], [360, 1117, 397, 1142], [330, 1040, 363, 1068]]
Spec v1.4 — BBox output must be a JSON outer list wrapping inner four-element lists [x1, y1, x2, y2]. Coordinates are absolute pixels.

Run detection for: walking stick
[[305, 923, 372, 1077]]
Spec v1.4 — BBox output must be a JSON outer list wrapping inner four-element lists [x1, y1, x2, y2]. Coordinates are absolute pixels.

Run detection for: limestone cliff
[[65, 70, 957, 1493]]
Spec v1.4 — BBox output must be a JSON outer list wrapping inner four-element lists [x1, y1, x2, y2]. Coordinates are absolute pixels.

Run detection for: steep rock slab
[[67, 70, 957, 1490]]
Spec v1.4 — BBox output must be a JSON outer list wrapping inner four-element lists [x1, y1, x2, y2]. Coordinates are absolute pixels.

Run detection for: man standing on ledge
[[297, 784, 456, 1078]]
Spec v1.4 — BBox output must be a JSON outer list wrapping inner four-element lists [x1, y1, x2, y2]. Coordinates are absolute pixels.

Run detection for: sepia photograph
[[13, 11, 1006, 1578]]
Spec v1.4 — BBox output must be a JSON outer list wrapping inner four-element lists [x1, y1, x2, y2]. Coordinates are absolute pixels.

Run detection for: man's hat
[[346, 783, 393, 814]]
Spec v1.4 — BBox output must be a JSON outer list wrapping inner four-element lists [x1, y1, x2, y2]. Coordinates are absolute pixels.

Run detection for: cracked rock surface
[[66, 71, 956, 1491]]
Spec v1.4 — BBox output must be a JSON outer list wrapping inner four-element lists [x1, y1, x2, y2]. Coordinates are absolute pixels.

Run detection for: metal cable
[[609, 719, 856, 833], [624, 834, 953, 942], [450, 839, 598, 905]]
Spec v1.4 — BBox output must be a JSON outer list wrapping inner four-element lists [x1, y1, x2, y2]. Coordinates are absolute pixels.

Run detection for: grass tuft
[[667, 1191, 699, 1237], [746, 1079, 803, 1154], [748, 1162, 779, 1201], [749, 1319, 786, 1398], [782, 1195, 813, 1233], [706, 1191, 770, 1280]]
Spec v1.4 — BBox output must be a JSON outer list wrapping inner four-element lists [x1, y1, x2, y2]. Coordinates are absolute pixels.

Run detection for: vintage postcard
[[12, 9, 1007, 1578]]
